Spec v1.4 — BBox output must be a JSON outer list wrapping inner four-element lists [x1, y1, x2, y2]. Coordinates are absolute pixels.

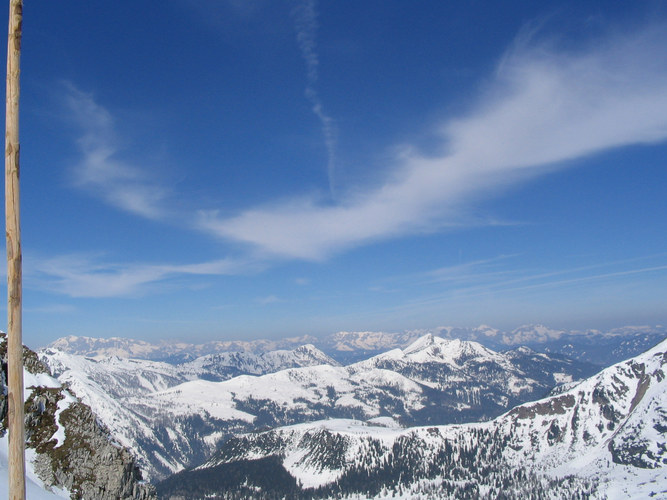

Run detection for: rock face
[[0, 334, 155, 499], [30, 401, 154, 500]]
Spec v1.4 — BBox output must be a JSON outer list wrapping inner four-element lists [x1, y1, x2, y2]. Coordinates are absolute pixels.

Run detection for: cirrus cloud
[[30, 254, 255, 298], [199, 23, 667, 260], [63, 83, 170, 220], [60, 22, 667, 267]]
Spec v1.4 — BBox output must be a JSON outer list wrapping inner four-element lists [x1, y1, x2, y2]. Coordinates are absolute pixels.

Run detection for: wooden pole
[[5, 0, 24, 499]]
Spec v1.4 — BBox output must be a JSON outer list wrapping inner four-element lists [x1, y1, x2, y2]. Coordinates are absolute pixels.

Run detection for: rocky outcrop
[[0, 333, 156, 499]]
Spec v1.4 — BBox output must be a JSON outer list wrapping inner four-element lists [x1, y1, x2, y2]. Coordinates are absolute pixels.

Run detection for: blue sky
[[8, 0, 667, 347]]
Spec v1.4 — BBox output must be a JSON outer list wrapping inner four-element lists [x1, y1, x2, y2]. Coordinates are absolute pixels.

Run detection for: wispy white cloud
[[475, 264, 667, 297], [291, 0, 338, 194], [410, 255, 521, 286], [30, 253, 254, 298], [398, 255, 667, 307], [63, 83, 169, 220], [201, 23, 667, 260], [355, 255, 667, 327]]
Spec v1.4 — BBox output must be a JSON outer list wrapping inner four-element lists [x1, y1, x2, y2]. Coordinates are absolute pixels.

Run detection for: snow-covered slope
[[160, 339, 667, 499], [179, 344, 339, 380], [0, 440, 69, 499], [141, 362, 424, 424], [39, 343, 339, 481]]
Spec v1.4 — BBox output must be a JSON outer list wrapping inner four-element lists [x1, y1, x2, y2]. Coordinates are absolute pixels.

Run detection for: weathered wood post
[[5, 0, 25, 499]]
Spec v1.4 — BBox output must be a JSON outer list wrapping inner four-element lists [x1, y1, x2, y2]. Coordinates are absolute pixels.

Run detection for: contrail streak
[[291, 0, 338, 197]]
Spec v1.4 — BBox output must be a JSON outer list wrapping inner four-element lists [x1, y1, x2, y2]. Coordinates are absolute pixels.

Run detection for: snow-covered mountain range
[[157, 338, 667, 499], [39, 335, 596, 482], [46, 324, 666, 366], [46, 334, 319, 364]]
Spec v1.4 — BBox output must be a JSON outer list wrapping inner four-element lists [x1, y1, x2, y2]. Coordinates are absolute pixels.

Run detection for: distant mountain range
[[39, 335, 596, 482], [46, 324, 666, 366], [46, 334, 320, 364], [157, 337, 667, 499]]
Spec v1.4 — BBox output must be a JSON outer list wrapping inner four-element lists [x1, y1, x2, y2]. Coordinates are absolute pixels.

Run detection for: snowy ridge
[[140, 363, 424, 425], [179, 344, 340, 379]]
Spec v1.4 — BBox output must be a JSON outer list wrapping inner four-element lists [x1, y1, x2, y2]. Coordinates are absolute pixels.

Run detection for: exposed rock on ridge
[[0, 334, 155, 499]]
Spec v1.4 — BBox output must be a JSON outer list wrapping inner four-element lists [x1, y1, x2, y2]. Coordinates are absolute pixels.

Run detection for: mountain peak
[[400, 334, 497, 366], [402, 333, 438, 352], [292, 344, 339, 366]]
